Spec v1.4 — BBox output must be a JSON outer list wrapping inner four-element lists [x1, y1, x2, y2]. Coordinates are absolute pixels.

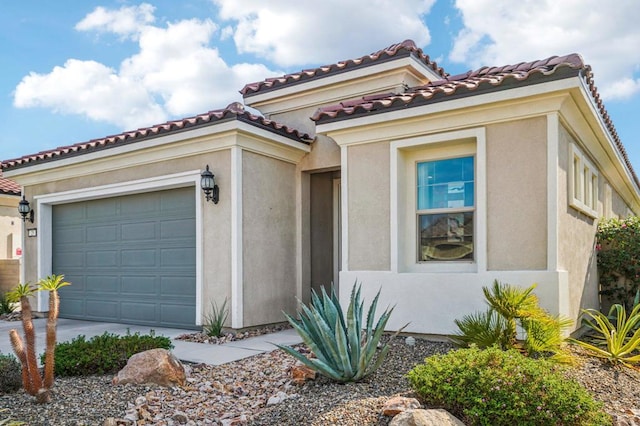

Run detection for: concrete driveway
[[0, 318, 301, 365]]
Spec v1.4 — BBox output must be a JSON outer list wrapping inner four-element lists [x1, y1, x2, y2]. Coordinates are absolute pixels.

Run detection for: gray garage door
[[53, 187, 197, 329]]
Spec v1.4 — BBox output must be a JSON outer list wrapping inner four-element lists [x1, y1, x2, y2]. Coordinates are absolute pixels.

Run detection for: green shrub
[[407, 346, 610, 426], [43, 331, 173, 376], [0, 353, 22, 393], [0, 291, 15, 315], [277, 282, 404, 382], [203, 298, 228, 337], [452, 280, 572, 363], [597, 216, 640, 309]]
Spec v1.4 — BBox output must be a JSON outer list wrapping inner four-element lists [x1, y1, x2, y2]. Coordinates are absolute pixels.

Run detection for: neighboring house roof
[[0, 172, 20, 195], [240, 40, 448, 97], [2, 102, 312, 172], [312, 53, 639, 189]]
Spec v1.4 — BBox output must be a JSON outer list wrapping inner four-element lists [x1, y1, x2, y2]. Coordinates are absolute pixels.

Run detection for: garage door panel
[[86, 225, 118, 243], [161, 248, 195, 266], [121, 301, 157, 323], [86, 299, 119, 319], [86, 276, 119, 293], [160, 276, 195, 296], [121, 276, 157, 295], [161, 219, 195, 239], [87, 199, 118, 219], [55, 227, 85, 244], [54, 251, 85, 269], [55, 187, 197, 329], [121, 249, 157, 267], [122, 222, 157, 241], [161, 305, 195, 327], [87, 250, 118, 267]]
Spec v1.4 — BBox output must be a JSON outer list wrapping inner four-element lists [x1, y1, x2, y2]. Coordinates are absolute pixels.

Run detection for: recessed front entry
[[52, 187, 197, 328]]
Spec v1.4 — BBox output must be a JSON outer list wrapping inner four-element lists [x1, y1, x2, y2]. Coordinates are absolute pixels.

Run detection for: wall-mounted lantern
[[200, 165, 219, 204], [18, 195, 34, 223]]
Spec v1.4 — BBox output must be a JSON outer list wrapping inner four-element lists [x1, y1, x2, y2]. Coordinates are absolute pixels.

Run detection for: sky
[[1, 0, 640, 172]]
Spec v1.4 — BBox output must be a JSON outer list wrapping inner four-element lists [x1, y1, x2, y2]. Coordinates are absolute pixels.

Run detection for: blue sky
[[1, 0, 640, 172]]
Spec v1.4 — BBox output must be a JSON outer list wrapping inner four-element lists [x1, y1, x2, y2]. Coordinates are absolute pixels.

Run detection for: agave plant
[[276, 282, 403, 382], [570, 303, 640, 367]]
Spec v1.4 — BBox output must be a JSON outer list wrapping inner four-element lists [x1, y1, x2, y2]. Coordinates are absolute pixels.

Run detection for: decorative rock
[[290, 363, 317, 385], [267, 391, 289, 405], [173, 410, 189, 424], [113, 348, 186, 387], [382, 396, 421, 416], [389, 409, 465, 426]]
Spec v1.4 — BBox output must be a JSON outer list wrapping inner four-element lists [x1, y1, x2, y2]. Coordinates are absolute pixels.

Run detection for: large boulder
[[389, 409, 465, 426], [113, 348, 186, 387]]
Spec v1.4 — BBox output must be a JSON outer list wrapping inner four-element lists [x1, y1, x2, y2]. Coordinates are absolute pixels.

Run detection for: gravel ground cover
[[1, 334, 640, 425]]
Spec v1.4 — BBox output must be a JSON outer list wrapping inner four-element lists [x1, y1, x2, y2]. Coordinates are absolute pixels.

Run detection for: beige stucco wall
[[241, 150, 297, 326], [21, 150, 233, 324], [347, 141, 390, 270], [557, 125, 599, 320], [0, 194, 21, 260], [486, 117, 548, 270]]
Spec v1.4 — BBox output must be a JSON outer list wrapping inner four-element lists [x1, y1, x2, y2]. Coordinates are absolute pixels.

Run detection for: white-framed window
[[569, 143, 598, 218], [391, 127, 486, 274], [416, 156, 474, 262]]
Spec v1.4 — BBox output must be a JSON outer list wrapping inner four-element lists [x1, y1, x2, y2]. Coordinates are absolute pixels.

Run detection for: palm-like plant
[[7, 283, 44, 400], [37, 275, 70, 389], [277, 283, 403, 382], [570, 303, 640, 367], [453, 280, 572, 362]]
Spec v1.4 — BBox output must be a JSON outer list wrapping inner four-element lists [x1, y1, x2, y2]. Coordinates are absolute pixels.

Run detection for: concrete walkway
[[0, 318, 302, 365]]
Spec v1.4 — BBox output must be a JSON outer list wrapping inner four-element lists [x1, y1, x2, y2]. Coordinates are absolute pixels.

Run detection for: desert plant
[[6, 275, 71, 403], [0, 353, 21, 393], [36, 275, 70, 389], [570, 303, 640, 367], [407, 346, 610, 425], [203, 298, 228, 337], [47, 331, 173, 376], [276, 282, 404, 382], [0, 409, 24, 426], [6, 283, 44, 401], [0, 292, 15, 315], [452, 280, 572, 362]]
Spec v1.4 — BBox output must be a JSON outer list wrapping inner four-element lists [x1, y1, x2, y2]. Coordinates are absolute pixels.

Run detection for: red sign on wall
[[16, 248, 22, 256]]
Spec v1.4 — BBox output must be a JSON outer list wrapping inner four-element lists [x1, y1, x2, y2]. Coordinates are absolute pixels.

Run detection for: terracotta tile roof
[[312, 53, 640, 189], [2, 102, 311, 172], [240, 40, 448, 97], [0, 172, 20, 195]]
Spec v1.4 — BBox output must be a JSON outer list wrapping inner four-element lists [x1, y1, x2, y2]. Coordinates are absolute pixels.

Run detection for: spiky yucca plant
[[277, 283, 403, 382], [37, 275, 70, 389], [453, 280, 573, 363]]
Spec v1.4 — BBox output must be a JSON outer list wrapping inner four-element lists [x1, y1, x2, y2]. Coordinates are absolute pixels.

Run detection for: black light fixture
[[200, 165, 219, 204], [18, 195, 34, 223]]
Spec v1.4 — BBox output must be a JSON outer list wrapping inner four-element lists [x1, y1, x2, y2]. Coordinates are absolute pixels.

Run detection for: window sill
[[569, 199, 598, 219]]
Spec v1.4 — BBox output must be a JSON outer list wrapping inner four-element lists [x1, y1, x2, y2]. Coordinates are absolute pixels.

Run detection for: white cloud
[[451, 0, 640, 100], [13, 59, 165, 129], [75, 3, 156, 39], [214, 0, 435, 67], [14, 4, 280, 131]]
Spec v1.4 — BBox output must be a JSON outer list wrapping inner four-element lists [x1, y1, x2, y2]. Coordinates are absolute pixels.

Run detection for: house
[[0, 172, 22, 293], [3, 40, 639, 334]]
